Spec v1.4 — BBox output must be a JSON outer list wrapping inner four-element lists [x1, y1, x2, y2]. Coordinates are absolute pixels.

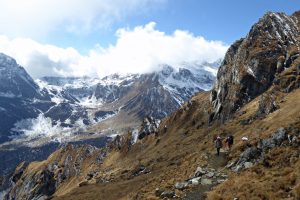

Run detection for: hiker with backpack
[[214, 136, 223, 156], [225, 135, 234, 150]]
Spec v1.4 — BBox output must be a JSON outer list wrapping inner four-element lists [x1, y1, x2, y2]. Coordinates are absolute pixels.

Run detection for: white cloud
[[0, 22, 228, 78], [0, 0, 166, 37]]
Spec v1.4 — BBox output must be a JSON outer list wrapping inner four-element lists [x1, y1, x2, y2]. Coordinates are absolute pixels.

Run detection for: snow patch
[[158, 63, 216, 104], [11, 114, 88, 144], [0, 91, 20, 98], [247, 67, 255, 77], [0, 106, 6, 111], [94, 111, 117, 123], [131, 129, 139, 145], [101, 74, 137, 86], [79, 95, 103, 108]]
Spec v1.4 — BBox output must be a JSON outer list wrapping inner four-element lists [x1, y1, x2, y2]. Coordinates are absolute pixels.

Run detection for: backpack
[[228, 135, 234, 144], [215, 139, 222, 148]]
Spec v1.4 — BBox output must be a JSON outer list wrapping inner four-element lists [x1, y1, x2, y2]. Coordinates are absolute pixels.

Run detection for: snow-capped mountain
[[37, 62, 218, 124], [0, 52, 220, 179], [0, 53, 48, 100], [0, 52, 220, 145], [0, 53, 53, 143], [158, 63, 216, 105]]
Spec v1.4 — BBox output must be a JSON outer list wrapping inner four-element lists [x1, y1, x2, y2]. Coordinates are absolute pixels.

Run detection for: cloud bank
[[0, 0, 166, 37], [0, 22, 228, 78]]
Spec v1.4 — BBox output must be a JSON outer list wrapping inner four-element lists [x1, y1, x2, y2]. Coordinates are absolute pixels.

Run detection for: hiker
[[225, 135, 234, 150], [215, 136, 223, 156], [164, 125, 168, 133]]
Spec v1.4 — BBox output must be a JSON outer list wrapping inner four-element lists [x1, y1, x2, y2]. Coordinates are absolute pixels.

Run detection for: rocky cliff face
[[4, 144, 105, 200], [120, 73, 183, 119], [210, 12, 300, 122], [0, 53, 53, 142]]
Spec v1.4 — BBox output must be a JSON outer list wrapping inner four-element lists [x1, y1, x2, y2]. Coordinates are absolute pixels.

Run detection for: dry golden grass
[[43, 87, 300, 200], [207, 146, 300, 200]]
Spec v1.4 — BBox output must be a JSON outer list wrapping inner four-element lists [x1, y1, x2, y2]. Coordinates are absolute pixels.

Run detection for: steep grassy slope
[[48, 86, 300, 200], [6, 85, 300, 199]]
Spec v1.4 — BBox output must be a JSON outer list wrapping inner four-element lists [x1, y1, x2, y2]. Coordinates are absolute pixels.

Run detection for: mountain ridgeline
[[0, 55, 218, 144], [0, 51, 219, 179], [2, 10, 300, 200]]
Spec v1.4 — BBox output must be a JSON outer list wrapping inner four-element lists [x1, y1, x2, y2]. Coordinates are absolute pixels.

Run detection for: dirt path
[[208, 151, 228, 169], [183, 152, 228, 200]]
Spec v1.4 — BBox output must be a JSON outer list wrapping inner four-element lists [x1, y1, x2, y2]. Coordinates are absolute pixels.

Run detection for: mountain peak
[[160, 65, 174, 77], [0, 53, 18, 68], [0, 53, 43, 100], [252, 11, 299, 44], [210, 11, 300, 122]]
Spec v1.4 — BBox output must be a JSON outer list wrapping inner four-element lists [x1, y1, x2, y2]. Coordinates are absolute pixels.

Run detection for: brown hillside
[[50, 87, 300, 200]]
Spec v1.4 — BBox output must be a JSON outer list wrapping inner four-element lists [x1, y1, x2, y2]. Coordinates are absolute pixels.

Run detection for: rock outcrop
[[210, 12, 300, 122], [4, 144, 105, 200], [229, 127, 299, 171], [137, 116, 161, 140]]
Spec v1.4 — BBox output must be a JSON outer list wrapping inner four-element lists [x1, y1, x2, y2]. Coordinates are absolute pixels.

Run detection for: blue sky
[[0, 0, 299, 78], [46, 0, 299, 52]]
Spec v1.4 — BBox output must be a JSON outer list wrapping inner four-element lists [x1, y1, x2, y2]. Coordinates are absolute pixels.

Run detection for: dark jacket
[[215, 138, 222, 148]]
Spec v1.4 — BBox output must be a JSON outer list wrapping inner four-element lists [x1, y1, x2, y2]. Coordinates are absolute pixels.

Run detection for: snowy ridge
[[0, 53, 44, 100], [37, 61, 218, 109], [0, 53, 220, 147], [101, 74, 140, 86], [158, 62, 219, 104]]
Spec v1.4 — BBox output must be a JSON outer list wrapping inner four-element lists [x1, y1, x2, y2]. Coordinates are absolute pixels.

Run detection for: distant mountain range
[[0, 52, 220, 145]]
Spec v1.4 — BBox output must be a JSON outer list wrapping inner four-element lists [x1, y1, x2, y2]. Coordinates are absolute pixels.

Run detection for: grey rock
[[155, 188, 164, 197], [240, 147, 261, 161], [256, 94, 278, 118], [220, 174, 228, 179], [271, 128, 286, 145], [138, 116, 161, 140], [188, 177, 201, 185], [175, 182, 189, 190], [217, 179, 227, 184], [232, 164, 243, 172], [260, 138, 276, 151], [206, 172, 215, 178], [233, 148, 260, 172], [233, 127, 289, 171], [244, 162, 254, 169], [160, 190, 176, 198], [260, 128, 286, 151], [226, 161, 236, 169], [201, 178, 213, 185], [194, 167, 206, 177]]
